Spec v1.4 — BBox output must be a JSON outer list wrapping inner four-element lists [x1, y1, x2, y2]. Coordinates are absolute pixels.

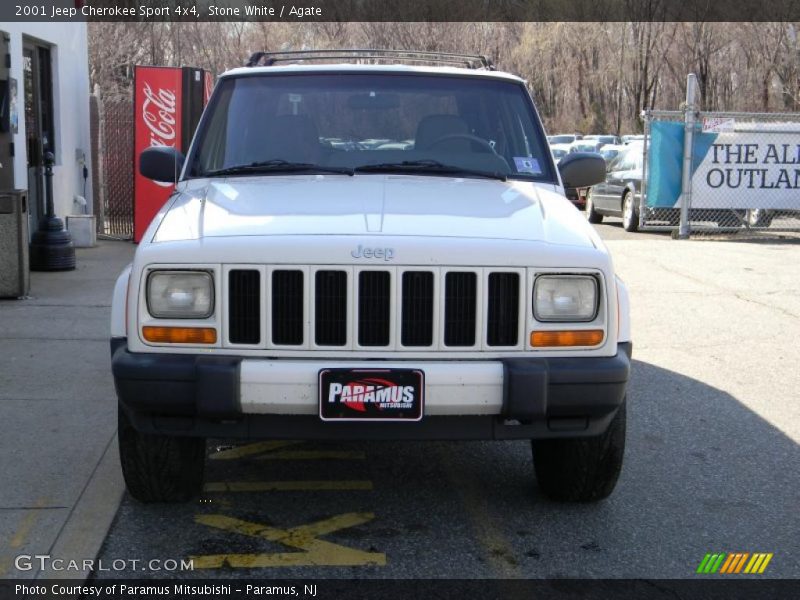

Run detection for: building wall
[[3, 22, 92, 218]]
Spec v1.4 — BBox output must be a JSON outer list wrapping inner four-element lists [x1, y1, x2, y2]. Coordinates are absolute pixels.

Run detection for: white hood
[[151, 175, 596, 249]]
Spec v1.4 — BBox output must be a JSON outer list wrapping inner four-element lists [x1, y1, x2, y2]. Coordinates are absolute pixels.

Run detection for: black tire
[[621, 191, 639, 232], [746, 209, 774, 228], [118, 407, 206, 503], [585, 189, 603, 224], [532, 400, 626, 502]]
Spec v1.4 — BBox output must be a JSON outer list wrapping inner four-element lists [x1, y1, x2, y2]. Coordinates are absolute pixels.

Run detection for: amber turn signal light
[[530, 329, 604, 347], [142, 326, 217, 344]]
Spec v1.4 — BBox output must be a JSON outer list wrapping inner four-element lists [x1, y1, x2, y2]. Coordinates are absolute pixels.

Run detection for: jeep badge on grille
[[350, 245, 395, 260]]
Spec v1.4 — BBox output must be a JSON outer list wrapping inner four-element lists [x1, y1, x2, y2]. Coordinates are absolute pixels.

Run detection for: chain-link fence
[[640, 110, 683, 231], [641, 76, 800, 236], [91, 91, 134, 239]]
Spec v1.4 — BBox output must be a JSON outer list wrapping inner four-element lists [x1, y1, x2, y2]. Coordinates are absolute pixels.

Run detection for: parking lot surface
[[93, 220, 799, 579]]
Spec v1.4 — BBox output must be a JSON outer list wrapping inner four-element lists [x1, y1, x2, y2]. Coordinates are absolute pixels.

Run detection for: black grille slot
[[401, 271, 434, 346], [444, 272, 477, 346], [358, 271, 391, 346], [487, 272, 520, 346], [271, 270, 304, 345], [315, 270, 348, 346], [228, 270, 261, 344]]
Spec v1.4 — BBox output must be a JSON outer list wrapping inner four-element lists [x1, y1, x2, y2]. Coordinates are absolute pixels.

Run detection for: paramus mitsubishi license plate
[[318, 368, 425, 422]]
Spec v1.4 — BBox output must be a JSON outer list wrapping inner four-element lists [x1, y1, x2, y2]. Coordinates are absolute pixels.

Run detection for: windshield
[[188, 73, 555, 182], [548, 135, 575, 144]]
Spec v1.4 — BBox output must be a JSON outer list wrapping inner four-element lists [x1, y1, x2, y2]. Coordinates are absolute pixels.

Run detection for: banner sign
[[133, 66, 183, 243], [645, 121, 683, 208], [647, 120, 800, 209]]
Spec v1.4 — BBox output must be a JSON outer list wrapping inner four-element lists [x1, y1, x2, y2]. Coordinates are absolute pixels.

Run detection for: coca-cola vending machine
[[133, 66, 212, 243]]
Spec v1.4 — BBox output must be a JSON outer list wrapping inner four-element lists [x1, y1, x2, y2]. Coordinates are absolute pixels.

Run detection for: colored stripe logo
[[696, 552, 773, 574]]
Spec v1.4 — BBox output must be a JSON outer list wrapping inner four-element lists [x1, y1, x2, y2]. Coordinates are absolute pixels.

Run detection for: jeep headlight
[[147, 271, 214, 319], [533, 275, 598, 322]]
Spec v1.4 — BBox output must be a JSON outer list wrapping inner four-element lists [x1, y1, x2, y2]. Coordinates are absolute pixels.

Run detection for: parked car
[[549, 142, 571, 164], [548, 133, 583, 144], [115, 49, 629, 505], [598, 144, 627, 165], [550, 143, 590, 207], [621, 134, 644, 145], [569, 140, 605, 154], [586, 144, 644, 231], [584, 134, 621, 146]]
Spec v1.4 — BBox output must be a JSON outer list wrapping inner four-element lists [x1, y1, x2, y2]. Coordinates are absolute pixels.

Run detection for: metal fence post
[[678, 74, 698, 239], [640, 109, 650, 229]]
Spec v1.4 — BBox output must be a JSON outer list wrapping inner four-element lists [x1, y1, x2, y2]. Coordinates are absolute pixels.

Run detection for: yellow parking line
[[10, 512, 39, 549], [0, 500, 47, 577], [209, 441, 301, 460], [255, 450, 365, 461], [192, 513, 385, 568], [436, 446, 520, 578], [204, 480, 373, 492]]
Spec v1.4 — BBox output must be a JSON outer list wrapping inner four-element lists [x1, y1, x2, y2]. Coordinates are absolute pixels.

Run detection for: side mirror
[[139, 146, 185, 183], [557, 152, 606, 189]]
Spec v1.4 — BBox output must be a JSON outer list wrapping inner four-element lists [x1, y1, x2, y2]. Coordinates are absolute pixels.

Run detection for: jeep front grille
[[271, 270, 304, 345], [314, 270, 348, 346], [358, 271, 391, 346], [228, 269, 261, 344], [226, 266, 524, 350], [487, 272, 520, 346], [401, 271, 434, 347]]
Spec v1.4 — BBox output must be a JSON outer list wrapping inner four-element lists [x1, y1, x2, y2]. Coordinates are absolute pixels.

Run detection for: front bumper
[[111, 339, 631, 440]]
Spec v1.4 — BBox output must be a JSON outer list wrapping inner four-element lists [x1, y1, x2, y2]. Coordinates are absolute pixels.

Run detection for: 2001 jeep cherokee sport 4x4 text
[[111, 50, 631, 504]]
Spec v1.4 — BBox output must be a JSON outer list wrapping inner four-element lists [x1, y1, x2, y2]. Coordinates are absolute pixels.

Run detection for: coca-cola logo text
[[141, 83, 177, 147]]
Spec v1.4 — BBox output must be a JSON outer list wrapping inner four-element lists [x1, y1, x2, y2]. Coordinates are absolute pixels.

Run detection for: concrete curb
[[36, 432, 123, 581]]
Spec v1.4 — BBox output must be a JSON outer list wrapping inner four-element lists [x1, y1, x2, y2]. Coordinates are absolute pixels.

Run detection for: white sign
[[702, 117, 735, 133], [692, 131, 800, 209]]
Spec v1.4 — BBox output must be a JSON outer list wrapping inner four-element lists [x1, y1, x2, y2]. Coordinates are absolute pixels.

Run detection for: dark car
[[548, 133, 583, 144], [585, 145, 644, 231]]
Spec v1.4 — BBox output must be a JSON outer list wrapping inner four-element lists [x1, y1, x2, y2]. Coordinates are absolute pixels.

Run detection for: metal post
[[640, 110, 650, 230], [677, 74, 698, 239], [43, 151, 55, 217], [29, 152, 76, 271]]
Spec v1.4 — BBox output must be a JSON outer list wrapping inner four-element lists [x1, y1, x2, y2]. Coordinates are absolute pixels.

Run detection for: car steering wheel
[[425, 133, 498, 154]]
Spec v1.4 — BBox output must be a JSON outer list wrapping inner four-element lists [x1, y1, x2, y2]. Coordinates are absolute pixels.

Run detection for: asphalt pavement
[[88, 222, 800, 580]]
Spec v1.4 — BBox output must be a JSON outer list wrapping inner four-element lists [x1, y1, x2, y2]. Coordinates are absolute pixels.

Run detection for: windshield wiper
[[354, 159, 507, 181], [205, 159, 354, 177]]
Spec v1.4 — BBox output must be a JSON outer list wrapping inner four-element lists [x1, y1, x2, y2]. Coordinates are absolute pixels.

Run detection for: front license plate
[[319, 368, 425, 422]]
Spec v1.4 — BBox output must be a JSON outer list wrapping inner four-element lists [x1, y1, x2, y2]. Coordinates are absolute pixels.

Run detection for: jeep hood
[[152, 175, 596, 248]]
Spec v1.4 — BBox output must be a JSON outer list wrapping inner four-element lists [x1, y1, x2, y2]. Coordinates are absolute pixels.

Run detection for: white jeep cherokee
[[111, 51, 631, 504]]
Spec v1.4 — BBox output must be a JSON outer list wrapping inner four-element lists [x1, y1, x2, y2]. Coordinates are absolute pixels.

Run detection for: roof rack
[[244, 49, 495, 70]]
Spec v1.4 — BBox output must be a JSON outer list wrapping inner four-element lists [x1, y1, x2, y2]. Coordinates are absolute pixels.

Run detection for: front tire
[[586, 189, 603, 224], [532, 400, 626, 502], [118, 407, 206, 503], [622, 191, 639, 232], [747, 209, 774, 228]]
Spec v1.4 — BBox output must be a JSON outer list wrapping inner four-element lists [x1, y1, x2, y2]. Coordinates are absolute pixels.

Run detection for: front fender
[[111, 264, 132, 338]]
